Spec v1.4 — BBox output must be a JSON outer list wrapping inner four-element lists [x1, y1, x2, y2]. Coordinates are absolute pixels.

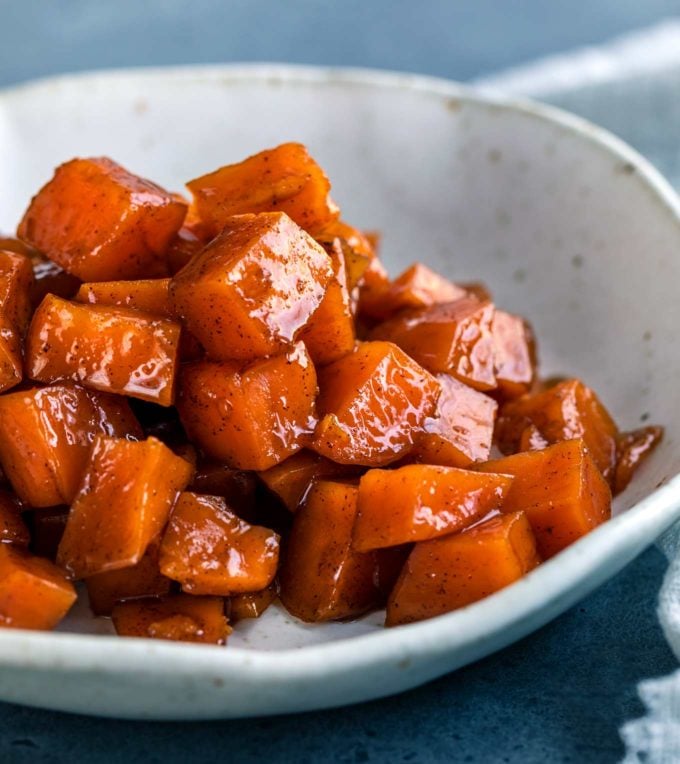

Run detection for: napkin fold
[[476, 19, 680, 764]]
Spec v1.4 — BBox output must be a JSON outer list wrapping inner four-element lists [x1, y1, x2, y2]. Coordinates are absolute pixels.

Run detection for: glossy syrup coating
[[370, 297, 497, 391], [57, 436, 193, 579], [0, 491, 29, 546], [0, 383, 142, 507], [353, 464, 513, 552], [386, 510, 540, 626], [614, 426, 664, 495], [159, 493, 280, 596], [187, 142, 339, 237], [279, 481, 380, 622], [17, 157, 187, 281], [411, 374, 498, 468], [26, 294, 182, 406], [311, 341, 441, 466], [477, 439, 611, 558], [170, 211, 333, 362], [111, 594, 231, 645], [75, 278, 172, 316], [0, 544, 77, 630], [495, 378, 619, 484], [178, 342, 318, 471], [228, 582, 279, 622], [491, 310, 537, 399]]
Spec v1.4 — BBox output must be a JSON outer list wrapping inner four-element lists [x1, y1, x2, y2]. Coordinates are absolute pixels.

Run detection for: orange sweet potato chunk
[[299, 239, 355, 365], [112, 594, 230, 645], [0, 492, 29, 546], [411, 374, 498, 467], [0, 250, 35, 392], [178, 342, 317, 471], [17, 157, 187, 281], [370, 298, 497, 390], [496, 378, 619, 483], [75, 278, 172, 316], [477, 439, 611, 558], [26, 294, 181, 406], [159, 493, 279, 596], [279, 481, 379, 622], [315, 220, 375, 291], [386, 511, 540, 626], [0, 383, 142, 507], [0, 545, 77, 630], [258, 450, 357, 512], [187, 142, 339, 236], [492, 310, 537, 399], [86, 540, 172, 616], [614, 426, 664, 495], [310, 341, 440, 466], [354, 465, 513, 551], [229, 583, 278, 622], [170, 211, 332, 362], [57, 436, 193, 579]]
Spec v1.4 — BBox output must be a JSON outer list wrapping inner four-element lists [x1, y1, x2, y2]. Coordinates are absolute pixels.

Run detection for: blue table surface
[[2, 2, 680, 761]]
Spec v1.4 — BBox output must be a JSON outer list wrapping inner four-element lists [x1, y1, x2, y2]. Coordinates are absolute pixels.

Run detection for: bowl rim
[[1, 62, 680, 681]]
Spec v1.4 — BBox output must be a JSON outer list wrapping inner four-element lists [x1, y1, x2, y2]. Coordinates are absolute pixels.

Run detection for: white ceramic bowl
[[0, 64, 679, 720]]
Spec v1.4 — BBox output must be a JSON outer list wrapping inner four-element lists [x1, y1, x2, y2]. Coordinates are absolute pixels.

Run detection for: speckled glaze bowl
[[0, 65, 679, 720]]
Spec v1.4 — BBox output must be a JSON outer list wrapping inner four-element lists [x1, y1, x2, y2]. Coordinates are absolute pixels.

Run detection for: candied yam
[[357, 257, 391, 322], [187, 143, 338, 236], [353, 465, 512, 551], [18, 157, 187, 281], [517, 423, 549, 452], [299, 238, 355, 365], [370, 298, 497, 390], [310, 341, 440, 466], [258, 450, 357, 512], [614, 426, 664, 495], [0, 492, 29, 546], [0, 545, 77, 630], [26, 294, 181, 406], [177, 342, 317, 471], [477, 439, 611, 558], [29, 507, 69, 560], [189, 462, 257, 518], [0, 250, 35, 392], [111, 594, 230, 645], [315, 220, 375, 291], [386, 511, 540, 626], [279, 481, 379, 622], [411, 374, 497, 467], [86, 540, 171, 616], [170, 212, 332, 362], [57, 436, 193, 579], [229, 583, 278, 622], [0, 384, 142, 507], [496, 379, 619, 482], [75, 278, 172, 316], [492, 310, 537, 399], [159, 493, 280, 596]]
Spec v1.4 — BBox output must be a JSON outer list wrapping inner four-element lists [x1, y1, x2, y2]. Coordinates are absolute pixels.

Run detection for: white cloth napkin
[[474, 20, 680, 764]]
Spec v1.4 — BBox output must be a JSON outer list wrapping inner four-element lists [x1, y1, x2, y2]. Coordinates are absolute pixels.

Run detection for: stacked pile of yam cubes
[[0, 144, 661, 644]]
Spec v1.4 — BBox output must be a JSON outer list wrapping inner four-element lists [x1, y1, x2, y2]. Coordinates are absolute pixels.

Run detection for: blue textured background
[[2, 1, 680, 761]]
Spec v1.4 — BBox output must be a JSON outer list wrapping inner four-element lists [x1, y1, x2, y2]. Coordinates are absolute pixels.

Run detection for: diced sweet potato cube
[[357, 257, 391, 323], [492, 310, 537, 399], [496, 379, 619, 482], [517, 423, 549, 452], [111, 594, 230, 645], [477, 439, 611, 558], [354, 464, 512, 551], [57, 436, 193, 579], [75, 278, 172, 316], [370, 298, 497, 390], [159, 493, 280, 595], [178, 342, 317, 471], [310, 341, 440, 466], [0, 250, 35, 392], [299, 239, 355, 365], [189, 462, 257, 518], [29, 507, 69, 560], [170, 212, 332, 361], [258, 450, 358, 512], [411, 374, 497, 467], [229, 583, 278, 622], [0, 545, 77, 630], [86, 540, 171, 616], [386, 511, 540, 626], [166, 225, 207, 275], [279, 481, 379, 622], [187, 143, 339, 236], [26, 294, 181, 406], [17, 157, 187, 281], [0, 492, 29, 546], [614, 426, 664, 495], [0, 384, 142, 507]]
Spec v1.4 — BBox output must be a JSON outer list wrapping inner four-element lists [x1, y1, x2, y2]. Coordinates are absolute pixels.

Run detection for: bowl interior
[[1, 67, 679, 651]]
